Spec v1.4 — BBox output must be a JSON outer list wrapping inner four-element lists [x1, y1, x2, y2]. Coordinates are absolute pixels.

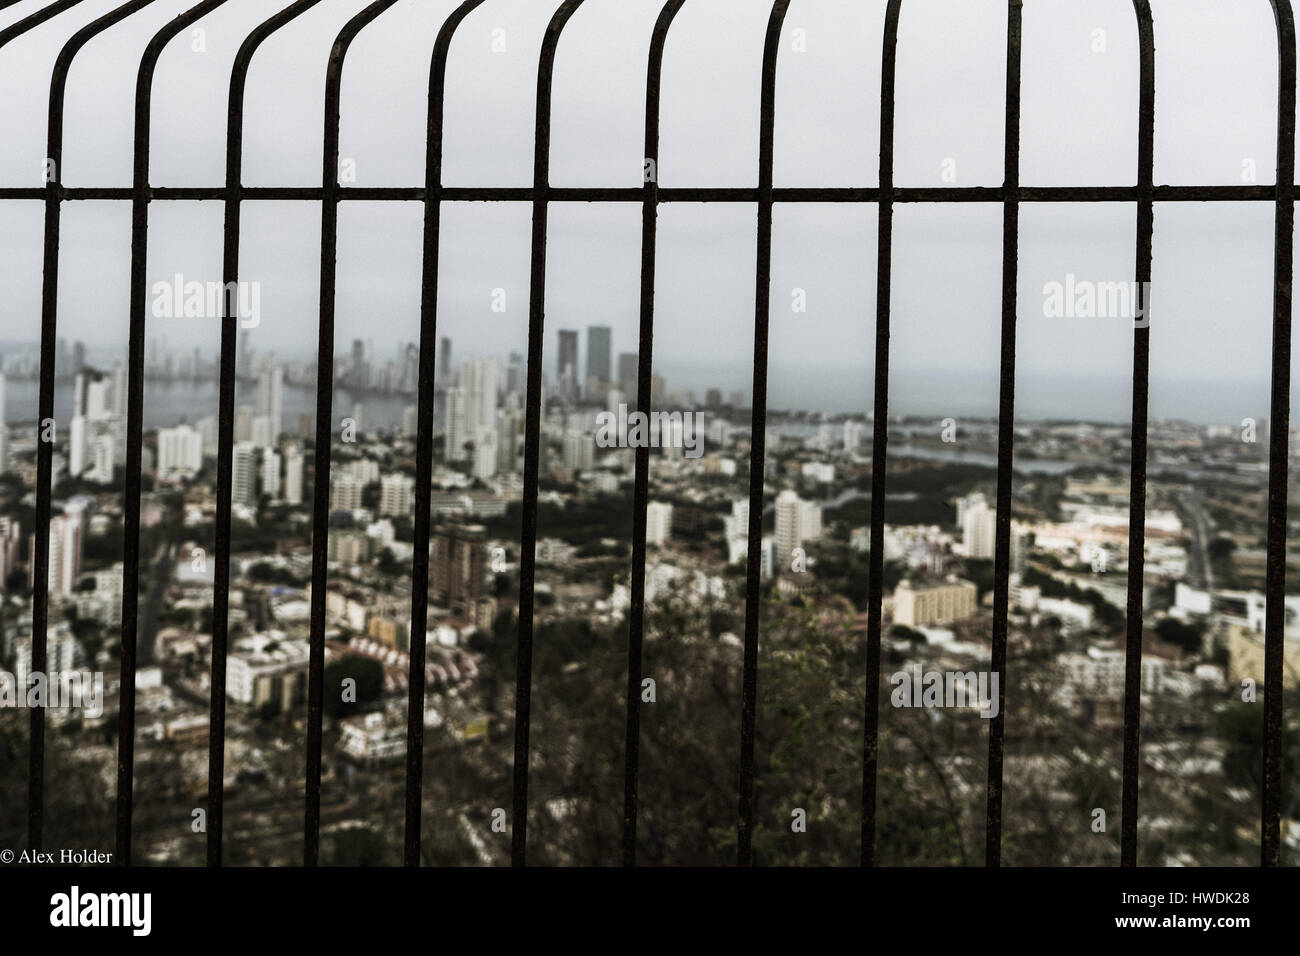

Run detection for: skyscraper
[[261, 447, 281, 499], [284, 445, 305, 505], [461, 357, 498, 432], [232, 442, 258, 507], [0, 516, 20, 591], [586, 325, 611, 399], [351, 339, 368, 390], [557, 330, 578, 401], [506, 351, 525, 397], [444, 386, 467, 461], [31, 509, 83, 597], [69, 414, 86, 477], [257, 361, 283, 442], [963, 499, 996, 560], [617, 352, 638, 403], [111, 364, 128, 419], [89, 435, 115, 483], [438, 337, 452, 383]]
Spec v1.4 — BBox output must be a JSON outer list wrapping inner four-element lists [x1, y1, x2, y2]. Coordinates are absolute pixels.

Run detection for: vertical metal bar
[[1119, 0, 1155, 869], [1262, 0, 1295, 869], [860, 0, 902, 868], [119, 0, 228, 867], [404, 0, 484, 869], [30, 0, 157, 857], [305, 0, 401, 868], [0, 0, 91, 855], [984, 0, 1021, 868], [621, 0, 685, 870], [736, 0, 791, 868], [209, 0, 323, 869], [513, 0, 585, 868]]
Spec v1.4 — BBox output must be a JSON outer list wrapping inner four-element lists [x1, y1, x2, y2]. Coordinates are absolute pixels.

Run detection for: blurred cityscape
[[0, 327, 1297, 866]]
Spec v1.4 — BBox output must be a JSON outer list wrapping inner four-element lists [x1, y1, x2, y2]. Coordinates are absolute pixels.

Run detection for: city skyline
[[0, 1, 1293, 431]]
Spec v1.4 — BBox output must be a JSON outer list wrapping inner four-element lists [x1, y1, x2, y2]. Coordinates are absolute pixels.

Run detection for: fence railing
[[5, 0, 1293, 867]]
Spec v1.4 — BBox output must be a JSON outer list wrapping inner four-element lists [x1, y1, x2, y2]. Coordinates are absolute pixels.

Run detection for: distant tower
[[557, 330, 578, 402], [586, 325, 611, 400]]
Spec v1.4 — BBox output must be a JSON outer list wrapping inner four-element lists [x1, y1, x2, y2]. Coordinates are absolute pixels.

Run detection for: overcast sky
[[0, 0, 1295, 424]]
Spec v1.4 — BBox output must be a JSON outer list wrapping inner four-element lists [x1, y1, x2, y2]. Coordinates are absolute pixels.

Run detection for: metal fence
[[6, 0, 1293, 867]]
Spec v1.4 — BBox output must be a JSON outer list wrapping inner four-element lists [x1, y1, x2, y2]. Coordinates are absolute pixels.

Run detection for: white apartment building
[[646, 501, 673, 546]]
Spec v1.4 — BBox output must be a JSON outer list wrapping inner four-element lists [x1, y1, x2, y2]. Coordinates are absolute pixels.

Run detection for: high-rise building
[[67, 368, 108, 478], [31, 509, 83, 597], [497, 407, 519, 474], [1010, 524, 1032, 574], [472, 427, 497, 480], [350, 457, 380, 486], [444, 387, 468, 461], [617, 352, 638, 404], [256, 361, 283, 442], [0, 515, 22, 591], [403, 343, 419, 391], [775, 489, 822, 572], [261, 447, 281, 500], [234, 405, 252, 443], [556, 330, 578, 401], [586, 325, 611, 399], [438, 337, 452, 383], [284, 445, 305, 505], [196, 415, 219, 456], [461, 357, 498, 433], [844, 420, 867, 453], [68, 413, 87, 477], [89, 434, 115, 484], [111, 364, 128, 419], [431, 525, 486, 611], [380, 473, 414, 517], [351, 339, 368, 389], [506, 351, 525, 397], [158, 424, 203, 478], [402, 405, 418, 437], [963, 499, 996, 560], [251, 415, 274, 448], [646, 501, 673, 546], [232, 442, 259, 508], [85, 376, 112, 420]]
